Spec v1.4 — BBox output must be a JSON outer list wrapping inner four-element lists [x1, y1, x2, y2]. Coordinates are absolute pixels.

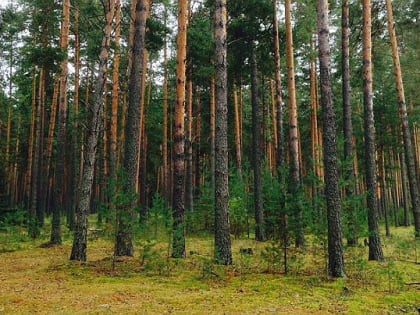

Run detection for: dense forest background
[[1, 0, 420, 278]]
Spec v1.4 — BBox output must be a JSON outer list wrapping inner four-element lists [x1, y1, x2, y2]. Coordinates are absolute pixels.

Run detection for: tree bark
[[251, 46, 265, 242], [70, 0, 114, 262], [273, 0, 284, 172], [362, 0, 384, 261], [386, 0, 420, 237], [285, 0, 304, 247], [214, 0, 233, 265], [115, 0, 148, 257], [342, 0, 358, 246], [52, 0, 71, 245], [172, 0, 189, 259], [110, 0, 121, 181], [317, 0, 345, 278]]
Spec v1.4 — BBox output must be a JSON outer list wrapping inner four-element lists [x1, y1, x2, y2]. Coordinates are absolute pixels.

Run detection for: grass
[[0, 223, 419, 314]]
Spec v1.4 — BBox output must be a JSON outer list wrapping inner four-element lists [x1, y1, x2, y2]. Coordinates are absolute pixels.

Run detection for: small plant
[[261, 242, 282, 274], [379, 260, 405, 293]]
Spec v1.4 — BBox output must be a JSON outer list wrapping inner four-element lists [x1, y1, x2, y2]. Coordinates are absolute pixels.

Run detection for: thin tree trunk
[[342, 0, 358, 246], [233, 82, 242, 177], [172, 0, 188, 259], [70, 0, 114, 262], [273, 0, 284, 173], [214, 0, 232, 265], [110, 0, 121, 181], [363, 0, 384, 261], [162, 5, 169, 206], [386, 0, 420, 237], [185, 78, 194, 212], [285, 0, 304, 247], [251, 46, 265, 242], [26, 69, 37, 233], [52, 0, 71, 245]]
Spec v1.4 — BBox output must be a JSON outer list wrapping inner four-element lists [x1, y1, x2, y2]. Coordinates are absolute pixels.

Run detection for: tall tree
[[115, 0, 149, 257], [362, 0, 384, 261], [51, 0, 71, 245], [285, 0, 304, 247], [70, 0, 115, 262], [386, 0, 420, 238], [251, 46, 265, 242], [342, 0, 358, 246], [317, 0, 345, 278], [172, 0, 188, 258], [214, 0, 232, 265], [273, 0, 284, 173], [110, 0, 121, 181]]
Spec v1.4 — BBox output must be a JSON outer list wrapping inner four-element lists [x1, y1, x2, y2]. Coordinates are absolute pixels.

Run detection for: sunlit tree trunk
[[172, 0, 188, 258], [285, 0, 304, 247], [110, 0, 121, 181], [70, 0, 114, 262], [386, 0, 420, 237], [214, 0, 232, 265], [363, 0, 384, 261], [233, 81, 242, 177]]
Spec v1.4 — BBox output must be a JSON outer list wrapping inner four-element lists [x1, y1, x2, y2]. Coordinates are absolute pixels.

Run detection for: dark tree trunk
[[115, 0, 148, 257], [401, 152, 411, 226], [342, 0, 358, 246], [317, 0, 345, 278], [362, 0, 384, 261], [251, 46, 265, 242], [70, 0, 114, 261], [214, 0, 232, 265]]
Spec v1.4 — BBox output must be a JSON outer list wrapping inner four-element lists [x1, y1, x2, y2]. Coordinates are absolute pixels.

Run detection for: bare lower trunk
[[363, 0, 384, 261], [70, 0, 114, 262]]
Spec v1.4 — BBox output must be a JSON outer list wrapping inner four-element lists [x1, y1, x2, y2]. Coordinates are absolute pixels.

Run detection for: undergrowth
[[0, 224, 419, 314]]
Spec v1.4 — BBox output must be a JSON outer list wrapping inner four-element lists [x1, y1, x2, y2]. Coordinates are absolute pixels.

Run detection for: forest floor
[[0, 223, 419, 314]]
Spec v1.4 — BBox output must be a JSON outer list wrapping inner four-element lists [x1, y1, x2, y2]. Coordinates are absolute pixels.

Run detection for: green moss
[[0, 225, 419, 314]]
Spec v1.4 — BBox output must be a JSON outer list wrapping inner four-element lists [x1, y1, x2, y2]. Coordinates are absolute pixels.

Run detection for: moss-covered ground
[[0, 224, 419, 314]]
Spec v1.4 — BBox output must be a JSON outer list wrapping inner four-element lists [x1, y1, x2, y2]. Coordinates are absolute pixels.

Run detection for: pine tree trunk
[[172, 0, 188, 259], [214, 0, 232, 265], [362, 0, 384, 261], [70, 0, 114, 262], [285, 0, 304, 247], [115, 0, 148, 257], [162, 5, 170, 206], [26, 71, 37, 216], [273, 0, 284, 173], [386, 0, 420, 237], [110, 0, 121, 181], [317, 0, 345, 278], [233, 82, 242, 177], [251, 46, 265, 242], [342, 0, 358, 246], [52, 0, 71, 245], [185, 78, 194, 212]]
